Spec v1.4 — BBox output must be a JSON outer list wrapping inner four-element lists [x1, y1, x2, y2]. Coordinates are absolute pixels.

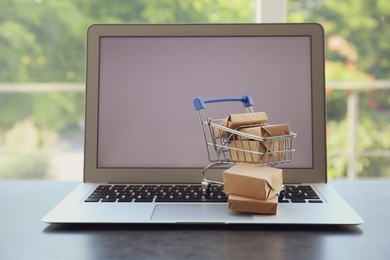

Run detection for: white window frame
[[256, 0, 287, 23]]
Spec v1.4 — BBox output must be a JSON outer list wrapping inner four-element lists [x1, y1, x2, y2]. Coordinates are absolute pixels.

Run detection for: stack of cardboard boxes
[[216, 112, 289, 214], [224, 163, 283, 215]]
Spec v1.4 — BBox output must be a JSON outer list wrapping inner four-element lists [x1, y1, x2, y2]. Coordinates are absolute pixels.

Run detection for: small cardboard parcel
[[228, 194, 279, 215], [214, 112, 268, 138], [230, 124, 291, 163], [223, 163, 283, 215], [214, 111, 290, 164]]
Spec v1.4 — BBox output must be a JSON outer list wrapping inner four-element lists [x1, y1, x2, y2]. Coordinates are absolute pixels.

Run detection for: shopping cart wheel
[[202, 180, 212, 196]]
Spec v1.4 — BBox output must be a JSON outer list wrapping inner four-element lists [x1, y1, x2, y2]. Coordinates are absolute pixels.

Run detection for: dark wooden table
[[0, 180, 388, 259]]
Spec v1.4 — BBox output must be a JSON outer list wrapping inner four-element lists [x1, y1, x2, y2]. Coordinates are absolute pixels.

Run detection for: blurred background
[[0, 0, 389, 181]]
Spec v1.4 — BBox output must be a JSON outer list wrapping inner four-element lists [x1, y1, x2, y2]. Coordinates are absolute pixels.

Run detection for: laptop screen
[[85, 24, 326, 184], [98, 36, 312, 168]]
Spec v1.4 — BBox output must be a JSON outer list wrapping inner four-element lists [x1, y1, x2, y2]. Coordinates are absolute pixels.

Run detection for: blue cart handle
[[193, 95, 253, 110]]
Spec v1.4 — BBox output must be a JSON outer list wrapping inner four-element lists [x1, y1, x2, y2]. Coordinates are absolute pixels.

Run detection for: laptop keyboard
[[84, 184, 322, 203], [85, 184, 228, 203], [280, 185, 323, 203]]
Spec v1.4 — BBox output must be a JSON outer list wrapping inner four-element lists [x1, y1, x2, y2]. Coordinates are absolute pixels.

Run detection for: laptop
[[42, 23, 363, 224]]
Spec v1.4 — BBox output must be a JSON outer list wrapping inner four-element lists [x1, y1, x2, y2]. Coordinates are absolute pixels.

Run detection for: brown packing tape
[[228, 194, 278, 215], [223, 163, 283, 200]]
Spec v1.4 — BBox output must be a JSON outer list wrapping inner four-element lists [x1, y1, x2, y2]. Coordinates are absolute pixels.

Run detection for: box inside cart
[[229, 124, 291, 163], [214, 112, 268, 138]]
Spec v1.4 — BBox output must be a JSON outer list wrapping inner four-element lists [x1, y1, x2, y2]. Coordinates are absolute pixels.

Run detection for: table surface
[[1, 180, 389, 260]]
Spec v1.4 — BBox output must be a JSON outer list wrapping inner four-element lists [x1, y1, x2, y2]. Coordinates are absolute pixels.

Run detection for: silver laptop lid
[[84, 23, 326, 184]]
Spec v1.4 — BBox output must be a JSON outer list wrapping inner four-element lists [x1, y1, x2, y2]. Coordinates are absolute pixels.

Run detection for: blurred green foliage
[[288, 0, 390, 178], [0, 0, 254, 82], [288, 0, 390, 79]]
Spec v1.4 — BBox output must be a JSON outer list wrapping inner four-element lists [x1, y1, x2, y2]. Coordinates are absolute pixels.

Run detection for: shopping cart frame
[[193, 95, 296, 195]]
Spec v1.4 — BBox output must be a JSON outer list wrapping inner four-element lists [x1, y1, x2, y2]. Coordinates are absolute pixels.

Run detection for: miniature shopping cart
[[193, 95, 296, 195]]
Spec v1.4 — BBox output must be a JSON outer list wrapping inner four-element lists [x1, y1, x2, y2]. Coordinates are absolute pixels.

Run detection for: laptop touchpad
[[151, 204, 253, 222]]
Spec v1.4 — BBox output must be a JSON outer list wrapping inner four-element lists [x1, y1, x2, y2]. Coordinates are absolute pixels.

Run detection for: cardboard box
[[261, 124, 290, 137], [238, 124, 290, 142], [221, 112, 268, 129], [261, 124, 290, 161], [229, 124, 290, 163], [214, 112, 268, 138], [228, 194, 278, 215], [223, 163, 283, 200], [229, 139, 268, 163], [229, 139, 285, 164]]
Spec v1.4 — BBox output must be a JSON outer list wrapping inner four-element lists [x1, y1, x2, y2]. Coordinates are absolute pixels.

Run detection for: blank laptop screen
[[97, 35, 313, 169]]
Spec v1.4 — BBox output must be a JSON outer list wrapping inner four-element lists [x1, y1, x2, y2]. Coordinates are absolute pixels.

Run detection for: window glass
[[1, 0, 389, 180], [288, 0, 390, 179]]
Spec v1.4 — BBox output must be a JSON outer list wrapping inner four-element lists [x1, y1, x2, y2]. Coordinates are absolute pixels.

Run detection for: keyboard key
[[118, 198, 135, 202], [96, 185, 111, 190], [85, 197, 101, 202], [155, 196, 228, 203], [155, 197, 188, 202], [101, 198, 117, 202], [291, 198, 306, 203], [305, 195, 320, 199], [89, 194, 107, 198]]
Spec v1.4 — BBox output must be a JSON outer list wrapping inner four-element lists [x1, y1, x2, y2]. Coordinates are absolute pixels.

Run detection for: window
[[0, 0, 256, 180], [1, 0, 389, 180], [288, 0, 390, 178]]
